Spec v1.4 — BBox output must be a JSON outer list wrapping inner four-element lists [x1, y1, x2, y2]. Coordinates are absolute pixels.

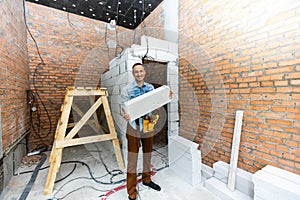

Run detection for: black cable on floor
[[18, 152, 47, 200]]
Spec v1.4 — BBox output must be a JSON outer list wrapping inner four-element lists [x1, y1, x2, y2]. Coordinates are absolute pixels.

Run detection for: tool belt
[[141, 115, 159, 133]]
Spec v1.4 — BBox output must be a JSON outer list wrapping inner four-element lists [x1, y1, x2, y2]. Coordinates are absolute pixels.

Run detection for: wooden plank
[[101, 95, 124, 169], [71, 103, 99, 133], [227, 110, 244, 191], [65, 97, 103, 139], [72, 88, 107, 96], [56, 134, 116, 148], [44, 90, 74, 195], [89, 96, 102, 130], [112, 139, 125, 170], [101, 95, 117, 138]]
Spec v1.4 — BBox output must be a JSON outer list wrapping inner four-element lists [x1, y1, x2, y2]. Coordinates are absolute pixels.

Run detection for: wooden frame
[[44, 87, 124, 194]]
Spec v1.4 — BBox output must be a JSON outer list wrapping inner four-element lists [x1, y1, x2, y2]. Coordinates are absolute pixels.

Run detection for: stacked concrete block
[[212, 161, 254, 197], [167, 61, 179, 137], [141, 36, 179, 53], [169, 135, 202, 186], [205, 177, 252, 200], [201, 163, 214, 182], [253, 165, 300, 200], [204, 161, 253, 200]]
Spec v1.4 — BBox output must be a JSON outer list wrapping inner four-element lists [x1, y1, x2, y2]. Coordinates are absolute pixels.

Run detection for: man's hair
[[132, 63, 144, 69]]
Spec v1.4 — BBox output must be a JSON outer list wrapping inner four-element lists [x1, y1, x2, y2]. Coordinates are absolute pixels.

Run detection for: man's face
[[132, 64, 146, 82]]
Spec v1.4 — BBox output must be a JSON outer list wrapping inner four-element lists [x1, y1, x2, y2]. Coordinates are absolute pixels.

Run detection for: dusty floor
[[1, 141, 220, 200]]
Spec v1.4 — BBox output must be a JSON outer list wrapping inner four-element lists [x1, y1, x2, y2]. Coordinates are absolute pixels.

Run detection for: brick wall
[[0, 0, 30, 154], [25, 2, 129, 150], [179, 0, 300, 174]]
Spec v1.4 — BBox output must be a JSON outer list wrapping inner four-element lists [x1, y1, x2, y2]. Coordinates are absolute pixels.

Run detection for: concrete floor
[[1, 141, 220, 200]]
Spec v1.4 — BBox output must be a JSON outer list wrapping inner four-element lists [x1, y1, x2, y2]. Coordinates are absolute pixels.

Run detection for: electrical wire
[[19, 152, 47, 200], [55, 185, 109, 200]]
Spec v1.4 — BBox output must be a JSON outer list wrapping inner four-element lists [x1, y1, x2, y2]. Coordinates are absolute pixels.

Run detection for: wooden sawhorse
[[44, 87, 124, 194]]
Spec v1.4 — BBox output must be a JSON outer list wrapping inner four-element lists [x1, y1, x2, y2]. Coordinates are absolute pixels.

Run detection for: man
[[121, 63, 161, 200]]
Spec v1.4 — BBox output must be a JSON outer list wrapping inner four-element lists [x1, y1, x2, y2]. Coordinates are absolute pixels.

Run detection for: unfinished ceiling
[[25, 0, 164, 29]]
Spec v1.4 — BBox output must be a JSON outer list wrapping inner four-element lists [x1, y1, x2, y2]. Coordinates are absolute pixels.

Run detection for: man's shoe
[[142, 181, 161, 191], [128, 197, 136, 200]]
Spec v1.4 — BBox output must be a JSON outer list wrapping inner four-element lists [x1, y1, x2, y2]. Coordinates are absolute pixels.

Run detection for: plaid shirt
[[121, 81, 154, 130]]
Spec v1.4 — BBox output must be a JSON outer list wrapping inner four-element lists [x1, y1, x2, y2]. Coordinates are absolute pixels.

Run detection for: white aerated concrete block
[[253, 165, 300, 200], [156, 50, 177, 62], [262, 165, 300, 185], [123, 85, 171, 121], [205, 177, 252, 200], [101, 71, 111, 81], [169, 135, 202, 186], [141, 36, 170, 50], [202, 163, 214, 180], [213, 161, 254, 197], [119, 62, 127, 74], [109, 57, 118, 69]]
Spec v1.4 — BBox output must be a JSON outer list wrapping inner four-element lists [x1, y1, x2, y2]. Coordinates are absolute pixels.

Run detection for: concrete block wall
[[179, 0, 300, 175], [213, 161, 254, 197], [101, 36, 178, 168], [205, 161, 253, 200]]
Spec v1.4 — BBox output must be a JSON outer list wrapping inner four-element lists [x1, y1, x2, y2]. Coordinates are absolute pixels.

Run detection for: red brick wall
[[25, 2, 130, 150], [179, 0, 300, 174], [134, 1, 165, 43], [0, 0, 30, 152]]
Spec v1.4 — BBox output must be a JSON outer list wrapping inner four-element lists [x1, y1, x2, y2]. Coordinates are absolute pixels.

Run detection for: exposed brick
[[250, 100, 274, 105], [178, 0, 300, 175], [266, 119, 292, 126]]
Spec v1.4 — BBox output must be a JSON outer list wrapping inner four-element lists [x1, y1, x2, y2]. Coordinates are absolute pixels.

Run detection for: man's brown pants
[[126, 124, 154, 199]]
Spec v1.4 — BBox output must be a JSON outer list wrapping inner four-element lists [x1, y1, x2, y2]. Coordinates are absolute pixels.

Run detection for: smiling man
[[121, 63, 161, 200]]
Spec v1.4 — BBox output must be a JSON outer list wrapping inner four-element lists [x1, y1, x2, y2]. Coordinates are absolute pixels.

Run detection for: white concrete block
[[254, 195, 264, 200], [115, 72, 134, 85], [131, 44, 141, 49], [119, 62, 127, 74], [126, 59, 142, 71], [213, 161, 254, 197], [123, 85, 171, 121], [106, 86, 113, 94], [109, 57, 118, 69], [253, 168, 300, 200], [167, 64, 179, 75], [156, 50, 177, 62], [168, 121, 179, 131], [168, 129, 179, 137], [141, 36, 169, 50], [168, 111, 179, 121], [111, 85, 120, 95], [168, 42, 178, 52], [169, 85, 179, 96], [168, 73, 179, 85], [169, 136, 201, 186], [168, 102, 178, 113], [110, 95, 121, 105], [111, 65, 119, 77], [202, 163, 214, 180], [205, 177, 252, 200], [101, 71, 111, 81], [262, 165, 300, 185]]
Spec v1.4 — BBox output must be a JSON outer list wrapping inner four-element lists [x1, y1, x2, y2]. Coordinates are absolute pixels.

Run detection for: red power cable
[[100, 166, 157, 200]]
